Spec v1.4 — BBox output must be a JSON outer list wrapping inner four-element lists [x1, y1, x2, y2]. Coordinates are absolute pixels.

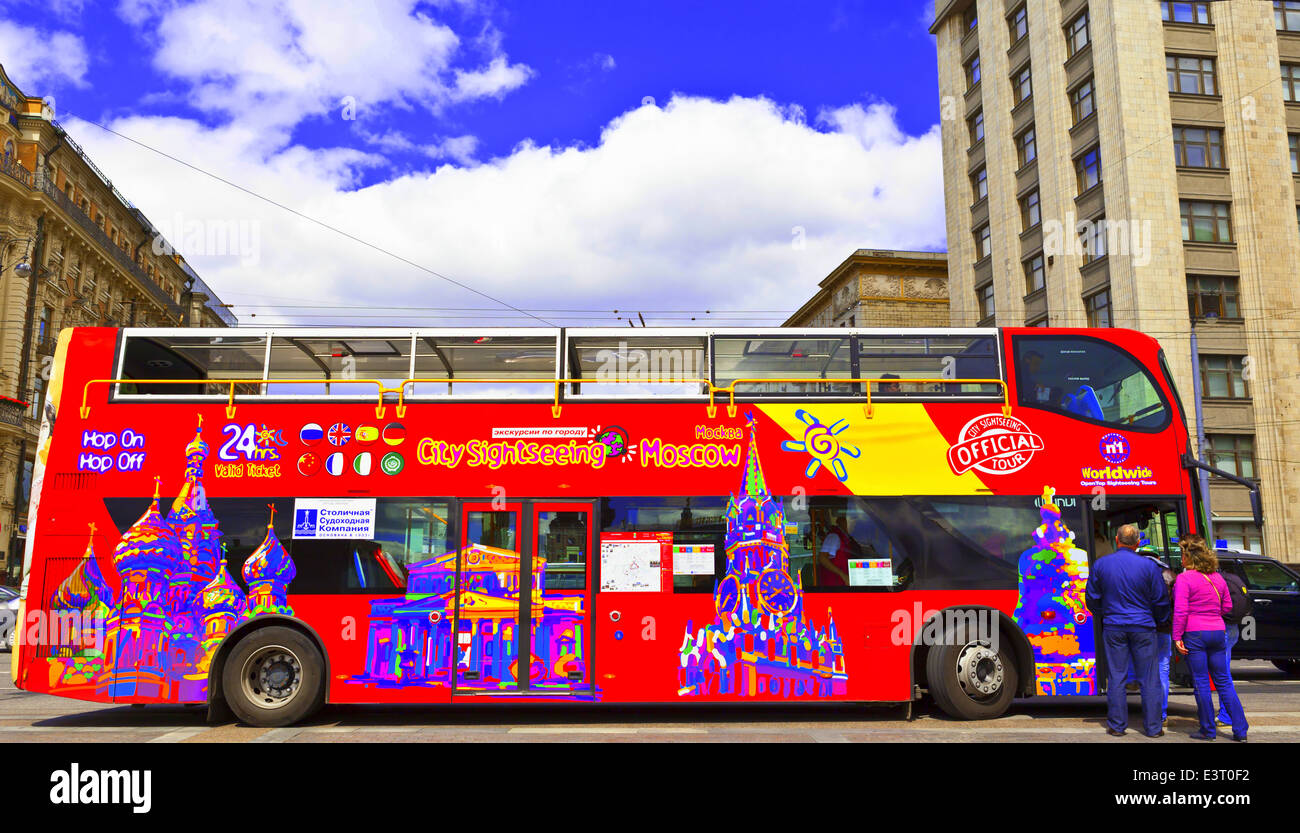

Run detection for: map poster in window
[[848, 558, 893, 588], [600, 531, 671, 592]]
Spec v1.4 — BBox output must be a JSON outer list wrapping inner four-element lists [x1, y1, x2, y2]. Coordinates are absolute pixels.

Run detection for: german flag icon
[[383, 422, 407, 446]]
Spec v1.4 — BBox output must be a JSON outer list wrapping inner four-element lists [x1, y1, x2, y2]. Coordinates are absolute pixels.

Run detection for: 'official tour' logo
[[947, 413, 1044, 476]]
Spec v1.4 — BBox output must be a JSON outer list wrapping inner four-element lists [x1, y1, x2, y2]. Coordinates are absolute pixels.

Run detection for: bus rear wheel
[[925, 627, 1019, 721], [1273, 659, 1300, 677], [221, 626, 324, 727]]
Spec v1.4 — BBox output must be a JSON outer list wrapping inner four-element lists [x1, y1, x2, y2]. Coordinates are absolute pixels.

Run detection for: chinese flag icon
[[298, 451, 321, 476]]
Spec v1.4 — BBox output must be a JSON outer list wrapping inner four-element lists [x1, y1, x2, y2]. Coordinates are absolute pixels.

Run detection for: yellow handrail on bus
[[80, 378, 390, 420], [394, 378, 716, 419], [713, 377, 1011, 419]]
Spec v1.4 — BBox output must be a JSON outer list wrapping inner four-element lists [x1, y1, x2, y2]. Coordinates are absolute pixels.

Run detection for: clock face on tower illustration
[[756, 568, 798, 617], [715, 574, 742, 618]]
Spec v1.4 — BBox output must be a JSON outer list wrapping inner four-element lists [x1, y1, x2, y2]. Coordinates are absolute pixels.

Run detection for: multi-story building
[[932, 0, 1300, 557], [0, 62, 236, 583], [784, 249, 949, 328]]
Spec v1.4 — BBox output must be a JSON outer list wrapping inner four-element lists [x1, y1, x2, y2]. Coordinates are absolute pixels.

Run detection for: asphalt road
[[3, 658, 1299, 742]]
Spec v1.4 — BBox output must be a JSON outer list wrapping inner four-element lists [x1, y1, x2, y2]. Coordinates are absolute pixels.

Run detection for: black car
[[1216, 550, 1300, 676]]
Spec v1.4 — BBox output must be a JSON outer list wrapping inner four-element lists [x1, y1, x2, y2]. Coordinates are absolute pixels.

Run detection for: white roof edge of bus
[[117, 326, 999, 337]]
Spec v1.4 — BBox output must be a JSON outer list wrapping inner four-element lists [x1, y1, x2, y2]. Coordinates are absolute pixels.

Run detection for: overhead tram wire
[[65, 114, 557, 327]]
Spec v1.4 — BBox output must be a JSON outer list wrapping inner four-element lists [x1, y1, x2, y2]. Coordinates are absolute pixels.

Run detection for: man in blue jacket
[[1085, 524, 1172, 738]]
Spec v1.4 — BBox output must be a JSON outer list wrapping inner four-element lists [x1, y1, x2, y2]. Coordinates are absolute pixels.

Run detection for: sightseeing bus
[[9, 326, 1262, 726]]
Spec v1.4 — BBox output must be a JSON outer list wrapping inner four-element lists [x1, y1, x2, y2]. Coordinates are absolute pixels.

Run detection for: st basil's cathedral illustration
[[44, 418, 296, 701], [677, 414, 847, 698]]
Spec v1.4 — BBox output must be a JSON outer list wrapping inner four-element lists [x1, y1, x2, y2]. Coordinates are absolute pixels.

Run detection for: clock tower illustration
[[678, 413, 847, 698]]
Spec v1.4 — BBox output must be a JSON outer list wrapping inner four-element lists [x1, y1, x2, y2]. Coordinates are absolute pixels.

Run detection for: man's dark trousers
[[1103, 628, 1162, 735]]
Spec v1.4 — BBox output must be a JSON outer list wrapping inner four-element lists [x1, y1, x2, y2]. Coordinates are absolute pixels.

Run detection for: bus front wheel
[[221, 626, 324, 727], [925, 627, 1019, 721]]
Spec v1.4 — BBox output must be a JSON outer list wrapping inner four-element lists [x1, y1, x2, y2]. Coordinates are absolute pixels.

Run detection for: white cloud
[[65, 94, 944, 326], [121, 0, 533, 128], [0, 20, 89, 88]]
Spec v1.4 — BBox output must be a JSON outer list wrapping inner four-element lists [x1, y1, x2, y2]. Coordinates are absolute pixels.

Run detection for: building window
[[1207, 434, 1255, 479], [974, 224, 991, 259], [968, 109, 984, 145], [1009, 5, 1028, 42], [1016, 126, 1037, 167], [1173, 126, 1224, 168], [1075, 146, 1101, 192], [963, 5, 978, 31], [1066, 11, 1090, 57], [1162, 1, 1212, 24], [977, 283, 996, 321], [1080, 216, 1108, 263], [1020, 189, 1041, 230], [1070, 78, 1095, 124], [1013, 65, 1033, 105], [1283, 63, 1300, 102], [1084, 289, 1112, 328], [1278, 1, 1300, 31], [1168, 55, 1217, 95], [1023, 253, 1045, 295], [1180, 200, 1233, 242], [971, 166, 988, 201], [966, 53, 982, 89], [1291, 134, 1299, 172], [1188, 275, 1240, 319], [1026, 316, 1048, 327], [1201, 355, 1249, 399], [1216, 522, 1264, 554]]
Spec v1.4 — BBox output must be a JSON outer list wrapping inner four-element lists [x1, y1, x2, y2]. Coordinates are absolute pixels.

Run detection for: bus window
[[858, 334, 1000, 396], [118, 334, 266, 395], [410, 334, 557, 398], [599, 496, 726, 591], [1014, 335, 1169, 429], [712, 336, 853, 395], [567, 335, 708, 397], [785, 497, 906, 590], [265, 336, 413, 396]]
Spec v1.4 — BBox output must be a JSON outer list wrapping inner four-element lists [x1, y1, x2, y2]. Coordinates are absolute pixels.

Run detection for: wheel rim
[[239, 644, 303, 710], [954, 640, 1004, 702]]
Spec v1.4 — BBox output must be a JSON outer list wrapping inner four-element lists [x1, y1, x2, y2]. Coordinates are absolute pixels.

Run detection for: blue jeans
[[1216, 624, 1240, 725], [1103, 628, 1162, 736], [1128, 631, 1172, 721], [1185, 629, 1248, 739]]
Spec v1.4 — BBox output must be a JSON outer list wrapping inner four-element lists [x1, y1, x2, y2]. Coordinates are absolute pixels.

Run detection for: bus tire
[[925, 624, 1019, 721], [1273, 659, 1300, 677], [221, 626, 324, 727]]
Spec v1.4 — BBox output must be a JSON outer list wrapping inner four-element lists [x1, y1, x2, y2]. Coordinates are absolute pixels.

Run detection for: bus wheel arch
[[207, 616, 329, 727], [910, 606, 1035, 719]]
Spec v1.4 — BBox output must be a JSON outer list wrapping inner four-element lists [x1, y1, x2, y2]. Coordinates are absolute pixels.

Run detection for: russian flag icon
[[325, 452, 345, 475], [300, 423, 324, 445]]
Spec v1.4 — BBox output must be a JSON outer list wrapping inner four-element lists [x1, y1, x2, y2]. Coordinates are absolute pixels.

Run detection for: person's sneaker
[[1232, 735, 1247, 743], [1106, 728, 1126, 737], [1217, 716, 1230, 726], [1189, 731, 1215, 740], [1146, 730, 1165, 738]]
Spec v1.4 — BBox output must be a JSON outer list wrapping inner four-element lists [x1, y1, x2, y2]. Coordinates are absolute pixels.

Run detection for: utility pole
[[8, 215, 44, 584]]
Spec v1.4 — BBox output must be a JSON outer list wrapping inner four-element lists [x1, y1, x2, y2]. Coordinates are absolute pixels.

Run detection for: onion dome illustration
[[171, 416, 212, 519], [201, 557, 246, 617], [113, 477, 182, 575], [242, 504, 296, 586], [52, 524, 113, 610]]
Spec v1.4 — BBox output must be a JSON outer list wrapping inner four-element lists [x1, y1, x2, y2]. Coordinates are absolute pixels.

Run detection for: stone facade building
[[784, 249, 949, 328], [931, 0, 1300, 556], [0, 62, 235, 583]]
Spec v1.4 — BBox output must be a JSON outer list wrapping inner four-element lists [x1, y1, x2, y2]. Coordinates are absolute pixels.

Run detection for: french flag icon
[[325, 452, 345, 476]]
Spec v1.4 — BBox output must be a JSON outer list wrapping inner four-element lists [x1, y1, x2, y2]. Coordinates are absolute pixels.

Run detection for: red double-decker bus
[[9, 326, 1261, 726]]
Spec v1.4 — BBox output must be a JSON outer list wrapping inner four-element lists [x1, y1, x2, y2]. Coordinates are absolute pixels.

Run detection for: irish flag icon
[[353, 452, 373, 475], [325, 452, 345, 475]]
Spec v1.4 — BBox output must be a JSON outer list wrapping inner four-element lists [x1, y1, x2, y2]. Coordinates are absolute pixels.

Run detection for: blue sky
[[0, 0, 946, 326]]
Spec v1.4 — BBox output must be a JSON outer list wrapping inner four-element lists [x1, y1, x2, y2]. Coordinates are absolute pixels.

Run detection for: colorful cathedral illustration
[[677, 414, 848, 698], [45, 418, 296, 701], [349, 536, 590, 695], [1013, 486, 1096, 695]]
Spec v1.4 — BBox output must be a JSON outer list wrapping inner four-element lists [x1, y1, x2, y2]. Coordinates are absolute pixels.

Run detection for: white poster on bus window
[[672, 544, 715, 575], [848, 558, 893, 588], [292, 498, 376, 539]]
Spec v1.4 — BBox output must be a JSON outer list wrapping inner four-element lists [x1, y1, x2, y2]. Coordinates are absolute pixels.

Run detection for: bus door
[[1088, 498, 1187, 688], [454, 501, 594, 695]]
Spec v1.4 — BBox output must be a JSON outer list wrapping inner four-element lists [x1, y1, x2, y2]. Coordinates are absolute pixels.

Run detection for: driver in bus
[[815, 513, 862, 587], [1022, 350, 1058, 405]]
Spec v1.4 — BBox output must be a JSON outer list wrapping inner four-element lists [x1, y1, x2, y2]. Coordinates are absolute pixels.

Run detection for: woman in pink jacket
[[1174, 536, 1248, 741]]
